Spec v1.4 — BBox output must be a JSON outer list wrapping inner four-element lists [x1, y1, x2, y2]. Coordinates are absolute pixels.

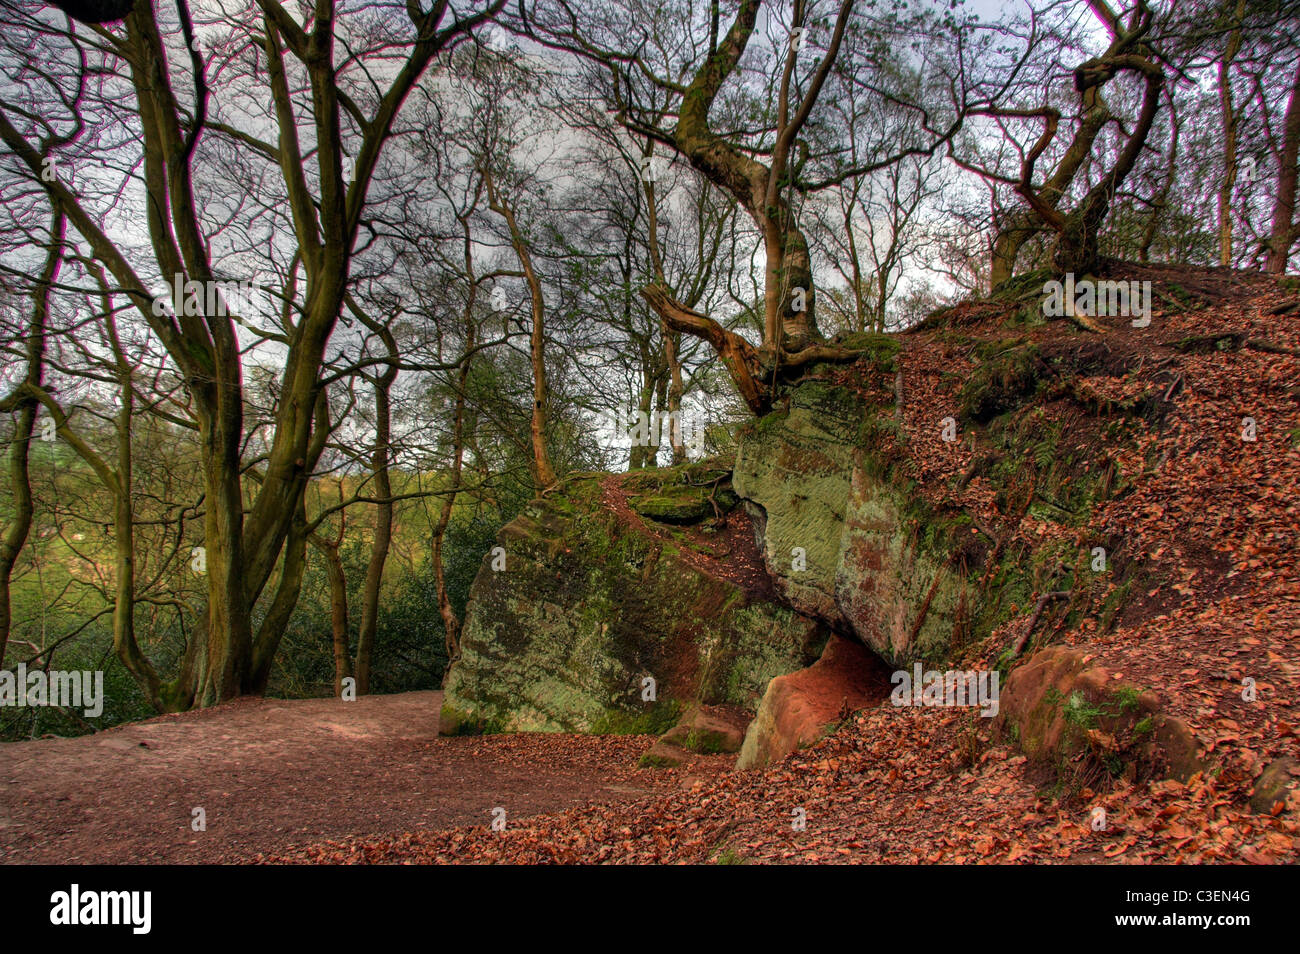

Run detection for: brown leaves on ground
[[266, 273, 1300, 865], [262, 704, 1299, 864]]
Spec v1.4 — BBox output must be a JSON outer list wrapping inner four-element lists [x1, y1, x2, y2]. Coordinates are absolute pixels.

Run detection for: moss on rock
[[442, 473, 824, 732]]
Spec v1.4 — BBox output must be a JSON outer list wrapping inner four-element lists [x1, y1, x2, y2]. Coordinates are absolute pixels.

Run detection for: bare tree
[[0, 0, 504, 708]]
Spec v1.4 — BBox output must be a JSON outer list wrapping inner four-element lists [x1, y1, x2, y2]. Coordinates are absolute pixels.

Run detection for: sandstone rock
[[997, 645, 1201, 782], [639, 739, 688, 769], [736, 634, 886, 771], [1250, 757, 1300, 815], [733, 380, 861, 628], [443, 468, 825, 732], [659, 703, 748, 754], [833, 447, 969, 666], [734, 378, 970, 665], [631, 493, 712, 524]]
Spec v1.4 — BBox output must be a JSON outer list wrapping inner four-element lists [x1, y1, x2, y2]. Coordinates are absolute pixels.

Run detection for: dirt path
[[0, 691, 705, 864]]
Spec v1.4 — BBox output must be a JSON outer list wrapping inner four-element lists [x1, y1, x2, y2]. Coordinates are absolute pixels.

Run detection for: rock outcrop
[[733, 377, 972, 666], [443, 340, 1206, 789], [442, 467, 825, 733], [736, 634, 888, 770]]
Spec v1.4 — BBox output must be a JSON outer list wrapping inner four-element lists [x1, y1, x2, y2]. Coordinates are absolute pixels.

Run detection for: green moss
[[680, 727, 729, 754], [444, 456, 819, 731], [1098, 579, 1133, 631], [440, 702, 507, 736], [631, 493, 711, 523], [958, 344, 1045, 423], [637, 752, 680, 769], [1005, 303, 1047, 328], [589, 700, 682, 736], [972, 337, 1031, 361], [992, 267, 1053, 301], [834, 332, 901, 371], [713, 845, 747, 865]]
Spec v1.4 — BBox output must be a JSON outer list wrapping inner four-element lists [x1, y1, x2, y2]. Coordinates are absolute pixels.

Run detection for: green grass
[[712, 845, 747, 865]]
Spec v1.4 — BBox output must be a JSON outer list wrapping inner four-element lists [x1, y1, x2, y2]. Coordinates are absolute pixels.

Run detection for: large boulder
[[442, 468, 826, 733], [995, 645, 1202, 782], [733, 379, 972, 666]]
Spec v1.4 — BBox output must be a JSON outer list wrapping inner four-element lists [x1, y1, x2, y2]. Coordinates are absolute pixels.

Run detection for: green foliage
[[712, 845, 747, 865], [269, 500, 511, 699], [0, 635, 155, 741], [958, 344, 1044, 423], [439, 702, 508, 736], [1062, 691, 1102, 731], [637, 752, 679, 769]]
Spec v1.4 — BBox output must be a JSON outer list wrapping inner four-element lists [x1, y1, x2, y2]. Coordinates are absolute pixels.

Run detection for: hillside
[[265, 267, 1299, 864]]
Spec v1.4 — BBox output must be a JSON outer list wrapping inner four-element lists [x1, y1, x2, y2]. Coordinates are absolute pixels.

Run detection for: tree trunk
[[642, 141, 686, 463], [640, 285, 770, 414], [1218, 0, 1245, 267], [354, 337, 397, 696], [672, 0, 822, 353], [321, 540, 351, 697], [484, 168, 556, 489], [1051, 58, 1164, 276], [249, 500, 308, 694], [990, 218, 1037, 290], [629, 377, 654, 469], [190, 409, 254, 707], [1266, 61, 1300, 273], [997, 76, 1110, 285], [0, 213, 61, 667], [1140, 102, 1180, 263]]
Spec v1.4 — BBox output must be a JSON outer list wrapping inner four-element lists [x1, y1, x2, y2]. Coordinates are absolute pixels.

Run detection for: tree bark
[[1048, 55, 1164, 276], [353, 324, 398, 696], [672, 0, 824, 352], [641, 148, 687, 463], [0, 212, 62, 667], [434, 205, 481, 674], [640, 284, 770, 414], [1266, 61, 1300, 273], [321, 538, 351, 697], [484, 167, 557, 489], [1217, 0, 1246, 267]]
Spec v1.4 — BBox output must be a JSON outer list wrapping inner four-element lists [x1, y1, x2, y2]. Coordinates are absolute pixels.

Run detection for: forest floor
[[258, 264, 1300, 864], [0, 691, 729, 864]]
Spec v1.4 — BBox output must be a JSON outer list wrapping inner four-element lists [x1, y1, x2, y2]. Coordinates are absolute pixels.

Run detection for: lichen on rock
[[733, 377, 971, 666], [442, 468, 825, 732]]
